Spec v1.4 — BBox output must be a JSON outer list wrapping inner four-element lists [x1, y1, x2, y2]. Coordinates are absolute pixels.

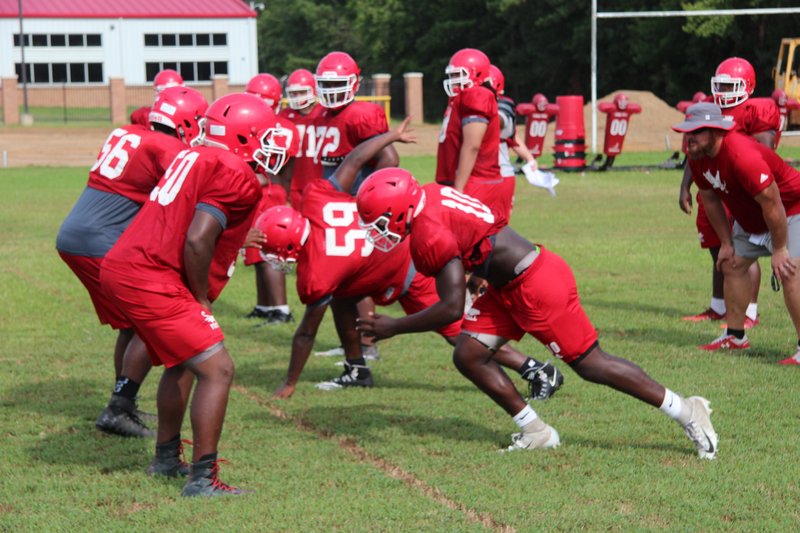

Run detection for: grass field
[[2, 156, 800, 531]]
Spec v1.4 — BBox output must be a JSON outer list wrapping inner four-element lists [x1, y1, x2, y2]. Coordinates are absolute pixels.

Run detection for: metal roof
[[0, 0, 257, 19]]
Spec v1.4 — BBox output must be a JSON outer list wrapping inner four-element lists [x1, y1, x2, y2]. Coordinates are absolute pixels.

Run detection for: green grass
[[19, 106, 112, 123], [2, 159, 800, 531]]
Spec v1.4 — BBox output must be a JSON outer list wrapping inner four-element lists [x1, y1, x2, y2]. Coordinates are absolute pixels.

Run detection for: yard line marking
[[233, 384, 516, 533]]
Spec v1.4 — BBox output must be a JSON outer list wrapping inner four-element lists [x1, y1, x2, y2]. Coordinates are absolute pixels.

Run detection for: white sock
[[512, 405, 538, 429], [660, 389, 692, 425], [261, 305, 290, 313], [746, 303, 758, 321], [710, 298, 726, 315]]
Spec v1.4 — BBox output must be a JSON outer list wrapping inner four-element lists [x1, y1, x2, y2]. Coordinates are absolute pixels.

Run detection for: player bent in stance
[[56, 86, 208, 437], [100, 93, 290, 496], [356, 170, 718, 458], [248, 118, 562, 400]]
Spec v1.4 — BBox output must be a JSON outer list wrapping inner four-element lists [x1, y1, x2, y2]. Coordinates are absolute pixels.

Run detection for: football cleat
[[682, 308, 725, 322], [504, 424, 561, 452], [95, 395, 154, 438], [362, 344, 380, 361], [521, 360, 564, 401], [720, 315, 759, 330], [315, 361, 373, 390], [264, 309, 294, 325], [682, 396, 718, 460], [778, 349, 800, 366], [245, 307, 271, 319], [699, 333, 749, 351], [182, 458, 247, 497], [147, 438, 191, 477]]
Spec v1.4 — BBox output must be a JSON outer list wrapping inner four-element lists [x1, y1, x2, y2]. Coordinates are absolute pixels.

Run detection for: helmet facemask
[[443, 65, 473, 97], [315, 74, 357, 108], [253, 128, 289, 175], [287, 86, 316, 110], [360, 214, 404, 252], [711, 75, 748, 108]]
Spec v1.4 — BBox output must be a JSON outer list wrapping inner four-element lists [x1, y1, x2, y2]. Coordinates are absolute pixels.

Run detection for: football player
[[242, 76, 302, 324], [100, 93, 289, 497], [250, 118, 562, 399], [437, 49, 510, 226], [56, 86, 208, 438], [678, 57, 778, 333], [313, 51, 400, 358], [130, 69, 184, 127], [356, 169, 718, 458]]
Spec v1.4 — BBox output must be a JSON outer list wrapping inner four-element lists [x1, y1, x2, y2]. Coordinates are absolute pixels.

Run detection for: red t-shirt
[[296, 180, 411, 305], [689, 131, 800, 234], [410, 184, 505, 277], [313, 101, 389, 167], [436, 85, 500, 184], [279, 105, 324, 201], [88, 125, 185, 204], [723, 97, 780, 136], [103, 146, 262, 301]]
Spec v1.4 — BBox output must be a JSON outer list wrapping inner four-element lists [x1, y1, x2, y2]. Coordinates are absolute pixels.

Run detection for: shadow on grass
[[4, 378, 154, 472]]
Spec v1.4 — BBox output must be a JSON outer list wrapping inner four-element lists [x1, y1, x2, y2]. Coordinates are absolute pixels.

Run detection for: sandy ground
[[1, 90, 797, 168]]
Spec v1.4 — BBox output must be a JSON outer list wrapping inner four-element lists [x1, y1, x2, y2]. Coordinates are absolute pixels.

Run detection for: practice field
[[2, 158, 799, 531]]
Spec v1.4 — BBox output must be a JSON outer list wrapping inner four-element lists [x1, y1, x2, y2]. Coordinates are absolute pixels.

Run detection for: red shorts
[[463, 247, 598, 364], [99, 270, 224, 368], [695, 192, 734, 250], [244, 185, 288, 266], [464, 176, 516, 226], [398, 272, 463, 338], [58, 251, 131, 329]]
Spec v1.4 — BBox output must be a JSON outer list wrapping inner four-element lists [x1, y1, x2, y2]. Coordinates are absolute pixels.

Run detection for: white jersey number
[[440, 187, 495, 223], [150, 150, 200, 206], [314, 126, 341, 163], [528, 120, 548, 138], [322, 201, 374, 257], [608, 118, 628, 136], [295, 124, 318, 158], [90, 128, 142, 180]]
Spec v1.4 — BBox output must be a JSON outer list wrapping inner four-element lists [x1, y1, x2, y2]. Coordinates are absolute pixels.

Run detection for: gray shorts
[[732, 214, 800, 258]]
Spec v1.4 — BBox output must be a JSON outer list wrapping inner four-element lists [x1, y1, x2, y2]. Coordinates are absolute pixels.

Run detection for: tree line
[[257, 0, 800, 121]]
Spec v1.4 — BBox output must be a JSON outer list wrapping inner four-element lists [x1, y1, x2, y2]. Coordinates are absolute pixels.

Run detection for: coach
[[673, 102, 800, 365]]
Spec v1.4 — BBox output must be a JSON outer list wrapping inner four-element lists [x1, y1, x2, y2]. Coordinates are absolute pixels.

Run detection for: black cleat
[[521, 361, 564, 401], [147, 438, 190, 477], [181, 459, 247, 497], [315, 361, 373, 390], [95, 395, 154, 438]]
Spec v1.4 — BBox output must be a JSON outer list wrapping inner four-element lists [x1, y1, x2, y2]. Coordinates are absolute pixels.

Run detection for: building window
[[15, 62, 103, 84], [145, 61, 228, 82], [143, 33, 227, 47], [13, 33, 100, 48]]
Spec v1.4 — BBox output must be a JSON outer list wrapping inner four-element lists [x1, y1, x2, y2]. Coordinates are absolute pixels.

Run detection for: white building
[[0, 0, 258, 86]]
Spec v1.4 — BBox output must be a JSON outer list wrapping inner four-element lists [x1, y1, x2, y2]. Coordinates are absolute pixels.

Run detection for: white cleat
[[504, 424, 561, 452], [683, 396, 719, 460]]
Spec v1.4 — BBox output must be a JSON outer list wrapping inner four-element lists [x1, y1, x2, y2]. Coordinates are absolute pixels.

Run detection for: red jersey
[[410, 184, 505, 277], [436, 85, 500, 185], [102, 146, 262, 301], [88, 125, 185, 204], [722, 97, 780, 137], [279, 105, 325, 205], [689, 131, 800, 234], [296, 180, 411, 305], [313, 101, 389, 168]]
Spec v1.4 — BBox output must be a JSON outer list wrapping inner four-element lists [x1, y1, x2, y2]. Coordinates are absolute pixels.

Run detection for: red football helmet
[[532, 93, 549, 112], [196, 93, 287, 173], [711, 57, 756, 108], [255, 206, 310, 272], [153, 69, 184, 94], [246, 73, 283, 114], [443, 48, 491, 97], [613, 93, 629, 110], [692, 91, 707, 103], [315, 51, 360, 109], [773, 89, 788, 107], [285, 68, 317, 110], [489, 64, 505, 95], [149, 86, 209, 145], [356, 167, 425, 252]]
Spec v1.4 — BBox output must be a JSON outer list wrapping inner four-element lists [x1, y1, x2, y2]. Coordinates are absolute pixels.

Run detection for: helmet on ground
[[356, 167, 425, 252], [154, 69, 184, 94], [149, 86, 208, 145], [255, 206, 310, 272], [285, 68, 317, 110], [246, 73, 283, 114], [443, 48, 491, 97], [315, 52, 360, 109], [196, 93, 288, 174], [489, 64, 505, 95], [711, 57, 756, 108]]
